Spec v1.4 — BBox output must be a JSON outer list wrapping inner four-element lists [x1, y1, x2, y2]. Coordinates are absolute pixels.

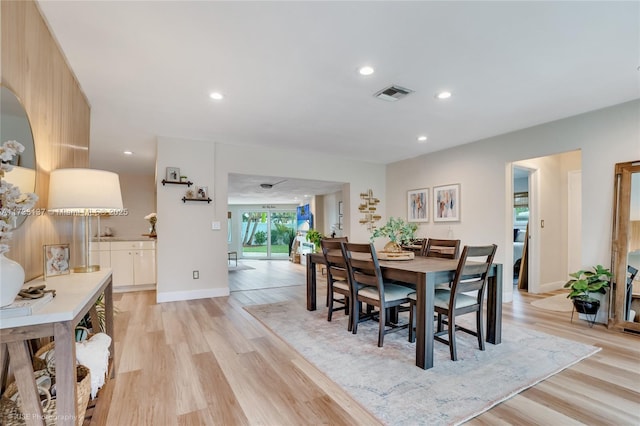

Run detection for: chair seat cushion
[[434, 289, 477, 309], [358, 283, 413, 302], [333, 280, 350, 291]]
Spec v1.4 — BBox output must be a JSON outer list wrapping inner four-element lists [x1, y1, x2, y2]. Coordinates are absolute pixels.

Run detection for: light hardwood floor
[[89, 260, 640, 425]]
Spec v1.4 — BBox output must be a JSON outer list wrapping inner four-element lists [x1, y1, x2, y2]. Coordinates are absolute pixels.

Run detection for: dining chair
[[625, 265, 638, 321], [422, 238, 461, 259], [321, 237, 348, 308], [424, 238, 461, 291], [343, 242, 414, 347], [320, 238, 353, 329], [408, 244, 497, 361]]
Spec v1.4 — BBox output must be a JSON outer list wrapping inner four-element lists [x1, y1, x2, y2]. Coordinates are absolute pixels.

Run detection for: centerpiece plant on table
[[371, 216, 417, 252]]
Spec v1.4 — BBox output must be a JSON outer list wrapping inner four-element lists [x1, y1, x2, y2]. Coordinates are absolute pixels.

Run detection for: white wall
[[386, 100, 640, 303], [99, 173, 156, 240], [156, 137, 223, 303]]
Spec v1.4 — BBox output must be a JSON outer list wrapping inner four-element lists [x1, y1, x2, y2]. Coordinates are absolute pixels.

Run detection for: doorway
[[511, 150, 582, 294]]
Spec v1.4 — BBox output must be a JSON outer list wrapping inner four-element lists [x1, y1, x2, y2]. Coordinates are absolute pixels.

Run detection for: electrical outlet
[[193, 270, 199, 279]]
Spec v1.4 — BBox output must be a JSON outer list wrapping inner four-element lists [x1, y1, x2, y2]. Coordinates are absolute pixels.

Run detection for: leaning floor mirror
[[611, 160, 640, 333]]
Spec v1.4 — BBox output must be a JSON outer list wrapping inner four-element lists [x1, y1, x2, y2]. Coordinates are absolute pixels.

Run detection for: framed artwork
[[166, 167, 180, 182], [197, 186, 208, 199], [407, 188, 429, 222], [338, 201, 343, 216], [338, 215, 344, 230], [44, 244, 70, 278], [433, 184, 460, 222]]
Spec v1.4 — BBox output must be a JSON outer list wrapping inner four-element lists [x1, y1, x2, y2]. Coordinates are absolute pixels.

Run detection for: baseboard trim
[[156, 287, 229, 303], [538, 280, 566, 293]]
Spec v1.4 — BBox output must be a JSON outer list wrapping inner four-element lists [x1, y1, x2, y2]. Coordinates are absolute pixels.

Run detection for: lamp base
[[72, 265, 101, 273]]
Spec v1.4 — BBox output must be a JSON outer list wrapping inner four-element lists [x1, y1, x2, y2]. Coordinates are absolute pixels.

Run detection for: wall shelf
[[162, 179, 193, 187], [182, 197, 212, 204]]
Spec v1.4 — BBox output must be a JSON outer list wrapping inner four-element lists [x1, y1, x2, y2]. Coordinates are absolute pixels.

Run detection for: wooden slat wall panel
[[1, 0, 90, 280]]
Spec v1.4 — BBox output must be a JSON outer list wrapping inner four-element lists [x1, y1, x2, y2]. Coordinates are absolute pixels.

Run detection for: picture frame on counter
[[44, 244, 71, 278]]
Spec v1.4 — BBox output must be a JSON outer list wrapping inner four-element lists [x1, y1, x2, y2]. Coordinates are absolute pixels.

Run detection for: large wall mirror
[[611, 161, 640, 333], [1, 86, 36, 229]]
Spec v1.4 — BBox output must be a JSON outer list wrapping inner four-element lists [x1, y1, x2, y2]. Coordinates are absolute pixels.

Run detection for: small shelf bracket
[[182, 197, 212, 204], [162, 179, 193, 187]]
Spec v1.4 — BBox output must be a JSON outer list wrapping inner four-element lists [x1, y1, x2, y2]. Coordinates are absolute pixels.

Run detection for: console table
[[0, 269, 114, 426]]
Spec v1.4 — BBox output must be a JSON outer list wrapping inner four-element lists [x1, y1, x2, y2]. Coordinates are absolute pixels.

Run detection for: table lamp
[[48, 168, 123, 273]]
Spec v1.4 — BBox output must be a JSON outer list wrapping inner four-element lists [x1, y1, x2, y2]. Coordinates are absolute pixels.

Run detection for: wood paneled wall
[[1, 0, 90, 280]]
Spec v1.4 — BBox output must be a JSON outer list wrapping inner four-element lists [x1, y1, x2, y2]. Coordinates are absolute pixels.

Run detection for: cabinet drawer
[[111, 241, 156, 250], [89, 242, 111, 251]]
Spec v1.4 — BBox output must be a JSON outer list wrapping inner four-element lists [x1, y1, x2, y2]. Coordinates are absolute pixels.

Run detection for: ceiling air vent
[[374, 85, 414, 102]]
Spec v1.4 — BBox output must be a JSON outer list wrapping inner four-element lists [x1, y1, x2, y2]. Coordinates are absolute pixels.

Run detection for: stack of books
[[0, 292, 54, 319]]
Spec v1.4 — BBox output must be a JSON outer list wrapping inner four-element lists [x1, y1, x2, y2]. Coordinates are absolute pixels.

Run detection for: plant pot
[[383, 241, 403, 253], [573, 298, 600, 315]]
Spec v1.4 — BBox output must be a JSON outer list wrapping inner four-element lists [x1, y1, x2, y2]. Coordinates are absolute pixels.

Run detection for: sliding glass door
[[241, 210, 296, 259]]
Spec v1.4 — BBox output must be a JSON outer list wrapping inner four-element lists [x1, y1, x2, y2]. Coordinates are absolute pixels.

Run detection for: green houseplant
[[564, 264, 612, 315], [305, 229, 324, 252], [370, 217, 417, 252]]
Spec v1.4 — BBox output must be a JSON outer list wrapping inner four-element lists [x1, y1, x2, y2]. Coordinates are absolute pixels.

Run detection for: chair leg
[[327, 291, 334, 322], [378, 305, 386, 347], [476, 310, 485, 351], [408, 302, 415, 343], [437, 313, 444, 333], [448, 314, 457, 361], [352, 301, 360, 334]]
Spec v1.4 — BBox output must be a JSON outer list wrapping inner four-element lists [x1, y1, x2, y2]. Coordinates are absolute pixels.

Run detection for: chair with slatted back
[[320, 238, 352, 329], [422, 238, 461, 259], [343, 242, 414, 347], [626, 265, 639, 321], [321, 237, 348, 308], [409, 244, 497, 361]]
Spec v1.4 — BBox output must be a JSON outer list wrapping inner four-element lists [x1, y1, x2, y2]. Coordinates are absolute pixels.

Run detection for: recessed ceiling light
[[358, 66, 375, 76], [123, 151, 133, 155], [436, 91, 452, 99], [210, 92, 224, 100], [417, 136, 428, 142]]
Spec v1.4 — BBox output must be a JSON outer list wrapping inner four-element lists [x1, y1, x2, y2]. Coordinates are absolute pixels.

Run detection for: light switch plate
[[212, 221, 221, 230]]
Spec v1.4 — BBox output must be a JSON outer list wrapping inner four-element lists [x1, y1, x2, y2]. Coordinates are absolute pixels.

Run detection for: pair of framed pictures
[[43, 244, 70, 278], [186, 186, 209, 199], [407, 184, 460, 223]]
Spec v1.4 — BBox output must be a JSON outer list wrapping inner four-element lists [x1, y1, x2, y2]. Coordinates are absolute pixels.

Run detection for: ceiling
[[36, 1, 639, 203]]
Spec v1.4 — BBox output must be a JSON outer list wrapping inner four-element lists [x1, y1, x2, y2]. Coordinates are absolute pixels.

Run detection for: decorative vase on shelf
[[149, 223, 157, 238], [0, 253, 25, 307]]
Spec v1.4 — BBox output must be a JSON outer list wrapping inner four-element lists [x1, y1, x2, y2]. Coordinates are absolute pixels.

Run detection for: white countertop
[[0, 268, 112, 329]]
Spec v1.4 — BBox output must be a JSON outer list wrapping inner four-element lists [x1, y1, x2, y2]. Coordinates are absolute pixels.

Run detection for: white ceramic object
[[0, 253, 25, 307]]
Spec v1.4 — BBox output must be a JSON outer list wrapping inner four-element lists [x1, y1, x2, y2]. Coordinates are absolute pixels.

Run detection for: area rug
[[530, 293, 573, 312], [245, 301, 600, 425], [228, 263, 255, 272]]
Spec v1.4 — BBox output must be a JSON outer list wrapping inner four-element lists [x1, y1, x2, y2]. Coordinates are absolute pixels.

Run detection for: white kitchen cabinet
[[89, 242, 111, 270], [90, 240, 156, 290]]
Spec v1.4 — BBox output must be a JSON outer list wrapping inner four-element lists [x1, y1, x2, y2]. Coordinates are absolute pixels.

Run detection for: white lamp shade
[[48, 168, 123, 214]]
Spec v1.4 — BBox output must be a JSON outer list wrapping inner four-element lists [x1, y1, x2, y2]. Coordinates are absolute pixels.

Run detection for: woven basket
[[1, 364, 91, 426]]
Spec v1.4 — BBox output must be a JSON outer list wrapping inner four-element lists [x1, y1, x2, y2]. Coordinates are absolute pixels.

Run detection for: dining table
[[305, 252, 503, 370]]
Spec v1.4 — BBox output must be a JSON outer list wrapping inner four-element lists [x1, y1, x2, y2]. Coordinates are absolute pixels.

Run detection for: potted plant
[[371, 217, 417, 253], [564, 264, 612, 315], [305, 229, 324, 252]]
